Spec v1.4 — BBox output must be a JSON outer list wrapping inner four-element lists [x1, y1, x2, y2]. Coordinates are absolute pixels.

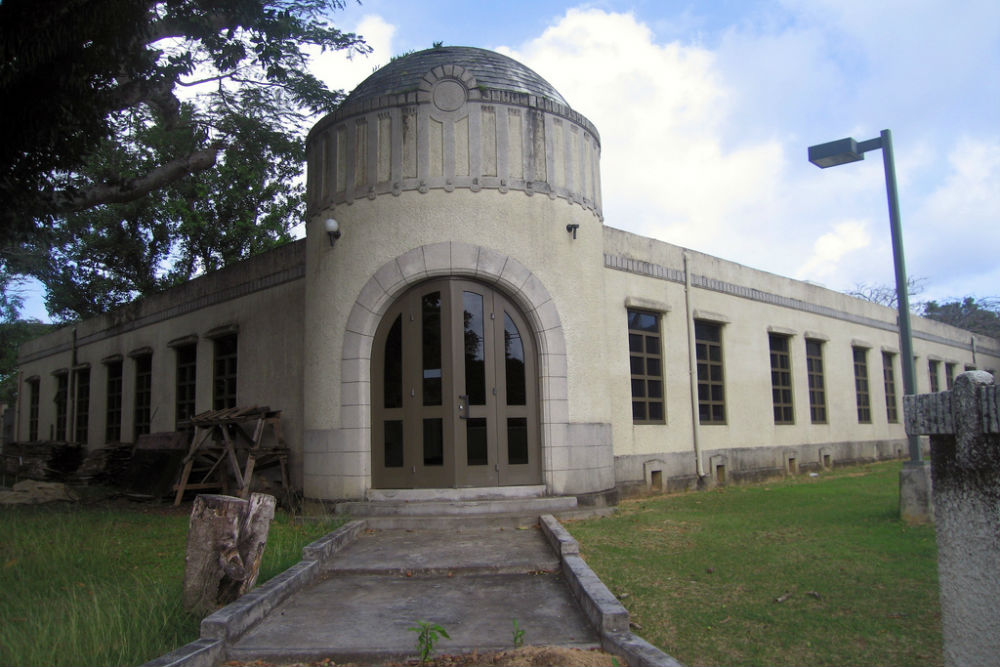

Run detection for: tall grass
[[568, 461, 942, 666], [0, 502, 342, 666]]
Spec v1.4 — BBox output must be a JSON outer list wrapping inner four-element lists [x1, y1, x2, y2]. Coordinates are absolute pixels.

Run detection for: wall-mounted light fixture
[[566, 223, 580, 240], [325, 218, 341, 247]]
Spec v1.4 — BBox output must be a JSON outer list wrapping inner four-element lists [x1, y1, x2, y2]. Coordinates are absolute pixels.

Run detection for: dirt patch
[[226, 646, 624, 666]]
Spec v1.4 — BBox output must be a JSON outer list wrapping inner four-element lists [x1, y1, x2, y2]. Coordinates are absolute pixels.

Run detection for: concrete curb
[[140, 519, 368, 667], [139, 638, 225, 667], [539, 514, 686, 667], [302, 518, 369, 561]]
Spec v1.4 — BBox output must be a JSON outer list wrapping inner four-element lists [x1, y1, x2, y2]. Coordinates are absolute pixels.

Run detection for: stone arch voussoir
[[340, 242, 568, 490]]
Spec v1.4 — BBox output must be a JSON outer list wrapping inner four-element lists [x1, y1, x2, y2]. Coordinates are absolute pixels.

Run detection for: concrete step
[[367, 484, 548, 502], [333, 495, 578, 518]]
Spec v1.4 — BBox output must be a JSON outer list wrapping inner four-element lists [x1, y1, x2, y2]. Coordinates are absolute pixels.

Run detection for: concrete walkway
[[229, 523, 598, 663], [145, 515, 683, 667]]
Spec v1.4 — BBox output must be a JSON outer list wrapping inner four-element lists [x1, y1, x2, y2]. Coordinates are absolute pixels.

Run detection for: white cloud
[[305, 3, 1000, 302], [498, 8, 789, 255], [910, 136, 1000, 300], [310, 15, 397, 93], [794, 220, 872, 283]]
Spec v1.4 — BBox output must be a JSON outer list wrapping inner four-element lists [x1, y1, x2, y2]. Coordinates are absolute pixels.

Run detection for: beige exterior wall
[[601, 226, 1000, 492], [302, 188, 609, 499], [15, 242, 307, 485], [13, 48, 1000, 502]]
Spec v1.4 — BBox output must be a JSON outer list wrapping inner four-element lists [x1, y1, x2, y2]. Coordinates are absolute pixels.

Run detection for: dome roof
[[343, 46, 569, 108]]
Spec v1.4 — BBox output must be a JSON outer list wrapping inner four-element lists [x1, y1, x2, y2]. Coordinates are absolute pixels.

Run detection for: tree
[[31, 91, 307, 320], [922, 297, 1000, 340], [846, 276, 925, 309], [0, 320, 56, 404], [0, 0, 368, 319]]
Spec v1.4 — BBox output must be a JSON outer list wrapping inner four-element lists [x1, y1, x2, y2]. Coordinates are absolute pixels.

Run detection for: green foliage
[[0, 320, 56, 403], [512, 618, 525, 648], [33, 93, 304, 320], [0, 0, 369, 320], [0, 503, 343, 666], [408, 619, 450, 665], [569, 462, 942, 667], [922, 297, 1000, 339]]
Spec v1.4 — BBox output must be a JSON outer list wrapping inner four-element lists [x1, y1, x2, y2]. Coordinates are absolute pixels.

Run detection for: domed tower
[[301, 46, 613, 501]]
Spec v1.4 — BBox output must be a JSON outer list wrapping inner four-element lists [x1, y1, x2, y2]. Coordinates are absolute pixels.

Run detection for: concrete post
[[904, 371, 1000, 667]]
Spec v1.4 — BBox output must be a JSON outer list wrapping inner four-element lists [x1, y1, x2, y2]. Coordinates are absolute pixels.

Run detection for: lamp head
[[808, 137, 864, 168], [324, 218, 341, 246]]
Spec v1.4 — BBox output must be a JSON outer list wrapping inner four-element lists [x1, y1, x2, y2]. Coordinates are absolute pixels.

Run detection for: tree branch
[[50, 144, 224, 214]]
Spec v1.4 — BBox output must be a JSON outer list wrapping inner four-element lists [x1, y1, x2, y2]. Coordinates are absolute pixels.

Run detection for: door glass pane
[[422, 292, 442, 406], [384, 315, 403, 409], [504, 313, 526, 406], [507, 417, 528, 465], [423, 418, 443, 466], [463, 291, 486, 405], [466, 417, 488, 466], [384, 420, 403, 467]]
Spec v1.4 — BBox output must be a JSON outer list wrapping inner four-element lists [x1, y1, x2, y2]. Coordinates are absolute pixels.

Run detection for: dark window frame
[[627, 308, 665, 424], [805, 339, 827, 424], [928, 359, 940, 393], [695, 320, 726, 425], [853, 347, 872, 424], [769, 334, 794, 425], [213, 334, 238, 410], [882, 351, 899, 423]]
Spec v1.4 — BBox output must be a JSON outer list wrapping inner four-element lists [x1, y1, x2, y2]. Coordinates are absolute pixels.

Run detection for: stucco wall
[[601, 225, 1000, 492], [301, 187, 611, 499], [16, 242, 307, 485]]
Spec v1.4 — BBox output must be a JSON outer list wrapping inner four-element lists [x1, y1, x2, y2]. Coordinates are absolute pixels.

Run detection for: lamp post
[[809, 129, 931, 521]]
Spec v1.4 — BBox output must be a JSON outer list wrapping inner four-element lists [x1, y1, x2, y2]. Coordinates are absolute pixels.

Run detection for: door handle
[[458, 394, 469, 420]]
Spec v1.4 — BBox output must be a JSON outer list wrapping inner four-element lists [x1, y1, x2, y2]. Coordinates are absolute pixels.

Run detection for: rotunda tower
[[301, 46, 613, 500]]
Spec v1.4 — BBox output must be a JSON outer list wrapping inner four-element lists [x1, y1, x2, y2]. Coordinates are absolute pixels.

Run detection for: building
[[13, 47, 1000, 501]]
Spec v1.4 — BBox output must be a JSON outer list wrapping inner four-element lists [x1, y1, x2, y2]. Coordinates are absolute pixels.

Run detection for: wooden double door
[[371, 279, 541, 488]]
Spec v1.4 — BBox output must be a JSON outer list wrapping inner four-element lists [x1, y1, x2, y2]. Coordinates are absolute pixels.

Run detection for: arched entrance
[[371, 278, 541, 488]]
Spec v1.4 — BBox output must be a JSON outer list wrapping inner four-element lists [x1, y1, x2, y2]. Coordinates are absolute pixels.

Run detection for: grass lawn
[[568, 461, 942, 666], [0, 498, 343, 667]]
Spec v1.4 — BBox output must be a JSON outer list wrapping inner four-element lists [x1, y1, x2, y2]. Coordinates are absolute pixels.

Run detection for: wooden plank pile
[[173, 406, 292, 508]]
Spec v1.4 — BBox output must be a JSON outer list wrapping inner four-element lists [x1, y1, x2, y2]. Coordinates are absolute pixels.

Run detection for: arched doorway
[[371, 278, 541, 488]]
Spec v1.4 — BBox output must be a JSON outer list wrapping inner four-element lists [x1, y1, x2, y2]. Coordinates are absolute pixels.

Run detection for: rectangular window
[[54, 372, 68, 440], [945, 362, 956, 390], [105, 361, 123, 442], [695, 321, 725, 424], [928, 359, 940, 393], [853, 347, 871, 424], [882, 351, 898, 423], [213, 334, 238, 410], [628, 309, 664, 423], [805, 340, 827, 424], [769, 334, 793, 424], [73, 367, 90, 443], [175, 344, 197, 426], [134, 353, 152, 439], [28, 378, 40, 442]]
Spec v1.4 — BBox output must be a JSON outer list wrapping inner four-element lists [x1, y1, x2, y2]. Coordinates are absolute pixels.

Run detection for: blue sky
[[19, 1, 1000, 320]]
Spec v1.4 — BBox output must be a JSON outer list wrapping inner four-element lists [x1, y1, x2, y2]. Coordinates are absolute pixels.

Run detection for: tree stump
[[182, 492, 276, 616]]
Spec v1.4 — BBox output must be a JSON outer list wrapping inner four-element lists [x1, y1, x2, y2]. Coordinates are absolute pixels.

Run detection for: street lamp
[[808, 129, 920, 465]]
